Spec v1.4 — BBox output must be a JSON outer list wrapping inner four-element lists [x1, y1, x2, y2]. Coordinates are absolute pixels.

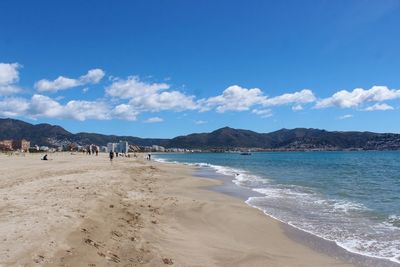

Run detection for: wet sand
[[0, 152, 356, 266]]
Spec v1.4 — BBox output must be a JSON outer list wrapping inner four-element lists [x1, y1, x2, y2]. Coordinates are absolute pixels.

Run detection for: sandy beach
[[0, 152, 356, 267]]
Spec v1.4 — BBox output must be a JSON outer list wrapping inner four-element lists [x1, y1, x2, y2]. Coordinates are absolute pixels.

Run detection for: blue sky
[[0, 0, 400, 138]]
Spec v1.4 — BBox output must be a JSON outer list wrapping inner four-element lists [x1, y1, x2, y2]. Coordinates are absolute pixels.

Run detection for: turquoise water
[[154, 151, 400, 264]]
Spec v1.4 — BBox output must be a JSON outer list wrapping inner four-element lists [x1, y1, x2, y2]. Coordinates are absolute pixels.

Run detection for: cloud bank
[[0, 63, 22, 95], [0, 62, 398, 122], [315, 86, 400, 109], [35, 68, 105, 92]]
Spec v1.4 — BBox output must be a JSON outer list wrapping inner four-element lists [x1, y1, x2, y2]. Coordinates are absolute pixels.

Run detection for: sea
[[154, 151, 400, 265]]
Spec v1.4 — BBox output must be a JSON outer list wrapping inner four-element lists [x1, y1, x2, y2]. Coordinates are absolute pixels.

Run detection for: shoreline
[[159, 157, 399, 267], [0, 152, 393, 266]]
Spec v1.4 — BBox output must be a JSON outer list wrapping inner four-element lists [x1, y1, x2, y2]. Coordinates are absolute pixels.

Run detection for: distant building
[[12, 139, 30, 152], [67, 143, 79, 151], [152, 145, 165, 152], [107, 143, 116, 153], [129, 145, 140, 152], [39, 146, 49, 151], [0, 140, 13, 151], [107, 141, 129, 154], [0, 139, 30, 152], [118, 141, 129, 153]]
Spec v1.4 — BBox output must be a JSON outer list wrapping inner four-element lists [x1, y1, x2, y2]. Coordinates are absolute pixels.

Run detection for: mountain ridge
[[1, 118, 400, 150]]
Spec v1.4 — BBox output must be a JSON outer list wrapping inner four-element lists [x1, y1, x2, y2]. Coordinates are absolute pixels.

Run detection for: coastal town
[[0, 138, 192, 154]]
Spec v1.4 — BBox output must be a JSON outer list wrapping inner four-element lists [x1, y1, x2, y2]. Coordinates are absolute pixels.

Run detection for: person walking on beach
[[109, 151, 114, 162], [147, 153, 151, 160]]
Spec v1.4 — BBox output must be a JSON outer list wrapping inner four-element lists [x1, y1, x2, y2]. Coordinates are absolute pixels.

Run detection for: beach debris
[[162, 258, 173, 265], [151, 220, 157, 224], [109, 204, 114, 208]]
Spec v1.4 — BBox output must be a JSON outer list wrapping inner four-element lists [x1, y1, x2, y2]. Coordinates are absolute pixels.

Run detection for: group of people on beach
[[83, 145, 99, 156], [40, 151, 138, 162], [109, 152, 148, 162], [109, 151, 135, 162]]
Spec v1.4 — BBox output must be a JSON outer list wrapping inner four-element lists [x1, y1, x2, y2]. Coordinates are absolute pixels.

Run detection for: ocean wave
[[154, 154, 400, 264], [246, 193, 400, 264], [332, 200, 367, 213], [153, 155, 269, 188], [386, 215, 400, 228]]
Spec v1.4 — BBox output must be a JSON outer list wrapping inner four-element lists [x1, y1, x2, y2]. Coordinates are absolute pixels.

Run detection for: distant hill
[[1, 118, 400, 150], [169, 127, 400, 150], [0, 118, 168, 147], [0, 118, 72, 146], [168, 127, 269, 148]]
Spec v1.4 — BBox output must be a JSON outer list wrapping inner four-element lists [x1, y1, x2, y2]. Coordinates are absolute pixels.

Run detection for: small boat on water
[[240, 152, 252, 155]]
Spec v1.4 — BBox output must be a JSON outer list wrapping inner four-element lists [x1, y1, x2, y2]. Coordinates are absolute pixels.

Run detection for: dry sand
[[0, 152, 355, 266]]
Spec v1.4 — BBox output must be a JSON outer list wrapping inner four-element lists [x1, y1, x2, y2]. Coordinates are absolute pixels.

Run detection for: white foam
[[156, 157, 269, 189], [332, 200, 367, 213], [154, 154, 400, 264], [246, 195, 400, 264]]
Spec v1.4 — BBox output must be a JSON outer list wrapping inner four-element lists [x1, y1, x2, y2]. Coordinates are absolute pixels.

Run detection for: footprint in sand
[[162, 258, 173, 265], [33, 255, 45, 263], [105, 251, 120, 263], [84, 238, 101, 249], [111, 230, 122, 237]]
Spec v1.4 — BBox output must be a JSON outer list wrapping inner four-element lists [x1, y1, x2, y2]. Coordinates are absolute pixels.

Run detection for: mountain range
[[1, 118, 400, 151]]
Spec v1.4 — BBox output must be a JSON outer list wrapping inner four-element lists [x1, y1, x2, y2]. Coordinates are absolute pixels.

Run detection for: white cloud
[[364, 103, 394, 111], [338, 114, 354, 120], [262, 89, 316, 106], [106, 76, 197, 112], [0, 94, 110, 121], [64, 100, 110, 120], [0, 63, 20, 84], [315, 86, 400, 109], [4, 62, 400, 123], [35, 68, 105, 93], [0, 85, 23, 95], [130, 91, 197, 112], [0, 97, 30, 117], [145, 117, 163, 123], [106, 76, 169, 99], [111, 104, 138, 121], [199, 85, 266, 113], [0, 63, 22, 95], [29, 94, 65, 118], [79, 69, 105, 84], [292, 104, 304, 111], [35, 77, 79, 93], [199, 86, 316, 113], [252, 108, 273, 118], [195, 120, 207, 125]]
